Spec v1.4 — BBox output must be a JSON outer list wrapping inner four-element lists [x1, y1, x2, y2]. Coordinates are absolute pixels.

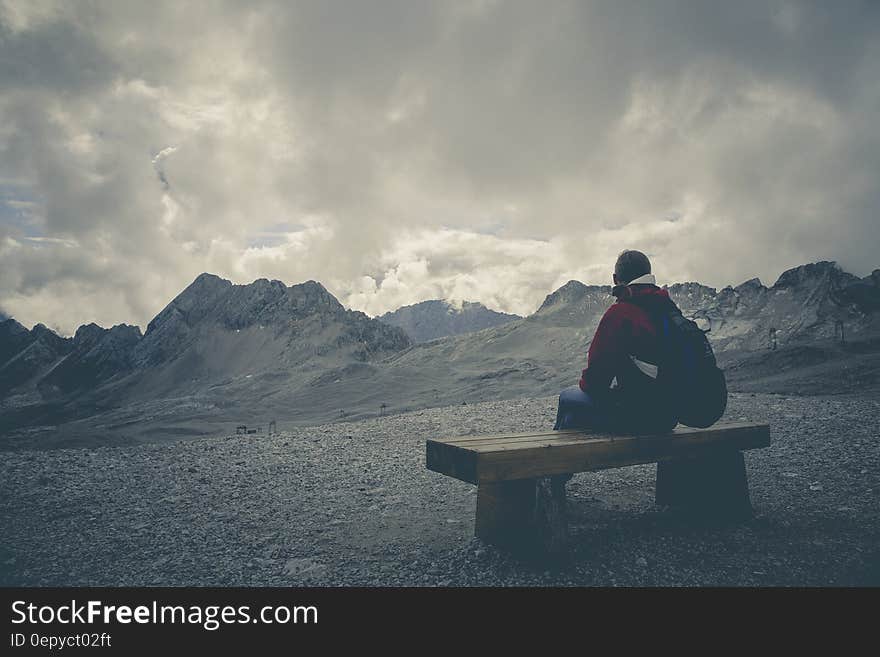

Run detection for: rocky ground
[[2, 391, 878, 586]]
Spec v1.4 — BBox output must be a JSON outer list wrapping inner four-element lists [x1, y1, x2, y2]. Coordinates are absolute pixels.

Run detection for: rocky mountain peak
[[73, 323, 107, 348], [0, 317, 34, 367], [379, 299, 520, 343], [668, 281, 717, 293], [2, 317, 29, 338], [773, 261, 845, 289], [30, 323, 68, 352], [537, 280, 611, 314], [132, 273, 405, 371], [666, 282, 717, 313], [190, 272, 232, 292], [39, 323, 142, 395], [734, 277, 765, 294], [286, 279, 344, 314], [107, 324, 143, 342]]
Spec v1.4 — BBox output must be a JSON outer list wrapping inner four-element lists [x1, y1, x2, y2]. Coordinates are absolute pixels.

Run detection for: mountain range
[[1, 260, 878, 449], [379, 300, 521, 343]]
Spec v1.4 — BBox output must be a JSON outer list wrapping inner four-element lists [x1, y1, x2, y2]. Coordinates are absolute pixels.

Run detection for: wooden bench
[[426, 422, 770, 555]]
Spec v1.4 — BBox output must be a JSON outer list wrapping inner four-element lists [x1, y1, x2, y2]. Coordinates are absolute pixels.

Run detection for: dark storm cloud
[[0, 0, 878, 332], [0, 17, 115, 91]]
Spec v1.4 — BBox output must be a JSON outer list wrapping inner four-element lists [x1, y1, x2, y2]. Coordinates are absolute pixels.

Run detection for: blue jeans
[[553, 384, 678, 433], [553, 385, 612, 430]]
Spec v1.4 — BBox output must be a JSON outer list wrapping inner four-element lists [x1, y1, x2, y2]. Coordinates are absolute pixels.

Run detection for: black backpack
[[624, 295, 728, 428]]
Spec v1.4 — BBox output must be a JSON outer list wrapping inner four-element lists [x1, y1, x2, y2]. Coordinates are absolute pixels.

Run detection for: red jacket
[[579, 283, 671, 398]]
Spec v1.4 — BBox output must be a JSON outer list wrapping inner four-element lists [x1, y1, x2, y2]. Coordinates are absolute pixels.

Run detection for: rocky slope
[[38, 323, 143, 397], [0, 321, 72, 395], [0, 274, 411, 445], [132, 274, 409, 371], [0, 318, 36, 366], [379, 300, 520, 343]]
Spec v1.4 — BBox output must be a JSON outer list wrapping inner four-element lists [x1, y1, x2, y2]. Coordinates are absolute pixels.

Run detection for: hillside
[[0, 274, 411, 446]]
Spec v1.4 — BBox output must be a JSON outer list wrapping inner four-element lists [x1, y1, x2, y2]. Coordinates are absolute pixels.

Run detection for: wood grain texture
[[426, 422, 770, 484], [474, 476, 569, 556], [474, 479, 535, 544]]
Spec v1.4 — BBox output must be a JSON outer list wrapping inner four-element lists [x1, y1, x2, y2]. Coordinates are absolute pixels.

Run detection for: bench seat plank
[[426, 422, 770, 484]]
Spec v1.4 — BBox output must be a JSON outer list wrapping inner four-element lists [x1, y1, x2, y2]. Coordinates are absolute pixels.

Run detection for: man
[[553, 249, 678, 433]]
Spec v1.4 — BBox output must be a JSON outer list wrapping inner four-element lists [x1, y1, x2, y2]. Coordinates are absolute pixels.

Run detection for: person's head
[[613, 250, 651, 285]]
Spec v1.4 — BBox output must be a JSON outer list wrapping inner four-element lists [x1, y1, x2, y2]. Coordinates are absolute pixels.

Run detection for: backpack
[[623, 295, 728, 428]]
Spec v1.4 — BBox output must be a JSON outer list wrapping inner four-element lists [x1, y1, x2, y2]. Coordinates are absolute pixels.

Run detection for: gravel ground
[[2, 392, 878, 587]]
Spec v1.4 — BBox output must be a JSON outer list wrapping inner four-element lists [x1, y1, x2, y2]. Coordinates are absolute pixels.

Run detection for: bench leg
[[475, 476, 568, 556], [655, 449, 753, 521], [534, 476, 569, 557]]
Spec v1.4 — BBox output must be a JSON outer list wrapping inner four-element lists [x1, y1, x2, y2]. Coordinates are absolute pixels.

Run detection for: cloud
[[0, 0, 878, 334], [340, 228, 571, 317]]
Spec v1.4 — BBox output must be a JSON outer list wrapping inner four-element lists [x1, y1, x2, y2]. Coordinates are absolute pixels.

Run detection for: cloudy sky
[[1, 0, 878, 334]]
